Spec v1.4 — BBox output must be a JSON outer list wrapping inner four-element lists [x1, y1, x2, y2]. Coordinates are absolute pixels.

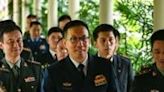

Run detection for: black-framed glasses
[[67, 36, 89, 43]]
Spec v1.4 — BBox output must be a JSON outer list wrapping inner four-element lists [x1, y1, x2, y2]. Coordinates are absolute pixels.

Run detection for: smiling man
[[45, 20, 116, 92], [0, 20, 41, 92]]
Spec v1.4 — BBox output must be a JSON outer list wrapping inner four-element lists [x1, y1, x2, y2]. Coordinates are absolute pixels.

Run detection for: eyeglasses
[[67, 36, 89, 43]]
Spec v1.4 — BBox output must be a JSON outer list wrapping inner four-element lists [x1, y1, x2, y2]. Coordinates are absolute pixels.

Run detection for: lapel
[[64, 56, 85, 83], [20, 59, 36, 83], [113, 55, 122, 77]]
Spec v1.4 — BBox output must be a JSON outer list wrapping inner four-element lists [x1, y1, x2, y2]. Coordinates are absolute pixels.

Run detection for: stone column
[[68, 0, 80, 20], [47, 0, 58, 29], [33, 0, 41, 17], [13, 0, 20, 25], [99, 0, 113, 24], [154, 0, 164, 31], [21, 0, 26, 33]]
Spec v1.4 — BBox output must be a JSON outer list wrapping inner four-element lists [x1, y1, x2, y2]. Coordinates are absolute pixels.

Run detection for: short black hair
[[150, 29, 164, 48], [58, 15, 71, 23], [0, 20, 22, 42], [93, 24, 117, 41], [27, 14, 37, 19], [30, 21, 41, 27], [63, 20, 89, 38], [48, 27, 63, 37]]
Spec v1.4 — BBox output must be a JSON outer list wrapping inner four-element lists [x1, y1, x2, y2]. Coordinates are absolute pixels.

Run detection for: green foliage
[[7, 0, 154, 73], [114, 0, 153, 73]]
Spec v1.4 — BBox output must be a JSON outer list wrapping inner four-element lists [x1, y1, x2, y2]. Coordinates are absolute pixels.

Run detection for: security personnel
[[0, 20, 41, 92], [23, 21, 48, 61], [93, 24, 134, 92], [131, 29, 164, 92]]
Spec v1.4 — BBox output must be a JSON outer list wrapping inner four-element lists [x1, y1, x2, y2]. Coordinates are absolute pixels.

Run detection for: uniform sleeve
[[44, 68, 57, 92]]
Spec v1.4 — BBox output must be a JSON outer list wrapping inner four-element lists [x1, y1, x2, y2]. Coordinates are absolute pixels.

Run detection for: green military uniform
[[0, 58, 41, 92], [131, 63, 164, 92]]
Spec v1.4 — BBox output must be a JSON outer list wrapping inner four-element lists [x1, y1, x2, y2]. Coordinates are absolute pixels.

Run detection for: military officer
[[130, 29, 164, 92], [23, 21, 48, 61], [0, 20, 41, 92], [44, 20, 116, 92]]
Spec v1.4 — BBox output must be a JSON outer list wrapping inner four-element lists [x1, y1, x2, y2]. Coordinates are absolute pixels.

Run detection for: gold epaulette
[[23, 48, 31, 52], [139, 67, 152, 75], [26, 60, 41, 65]]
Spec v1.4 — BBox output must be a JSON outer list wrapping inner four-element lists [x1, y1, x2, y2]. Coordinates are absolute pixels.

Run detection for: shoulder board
[[139, 67, 152, 75], [26, 60, 41, 65], [23, 48, 31, 52], [0, 68, 10, 72]]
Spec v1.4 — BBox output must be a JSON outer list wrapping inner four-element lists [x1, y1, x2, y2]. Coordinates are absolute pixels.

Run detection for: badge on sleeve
[[24, 76, 35, 82], [94, 74, 107, 86]]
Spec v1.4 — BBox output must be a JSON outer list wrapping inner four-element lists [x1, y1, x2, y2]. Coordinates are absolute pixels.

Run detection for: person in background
[[44, 20, 116, 92], [23, 21, 48, 61], [36, 27, 64, 66], [58, 14, 71, 30], [131, 29, 164, 92], [0, 20, 41, 92], [56, 38, 68, 61], [24, 14, 38, 39], [93, 24, 134, 92]]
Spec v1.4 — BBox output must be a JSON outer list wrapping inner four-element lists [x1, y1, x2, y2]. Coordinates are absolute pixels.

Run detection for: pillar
[[99, 0, 113, 24]]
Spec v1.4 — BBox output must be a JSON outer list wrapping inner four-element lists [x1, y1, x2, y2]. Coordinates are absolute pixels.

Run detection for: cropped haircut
[[30, 21, 41, 27], [48, 27, 63, 37], [0, 20, 22, 42], [150, 29, 164, 48], [27, 14, 37, 19], [93, 24, 118, 41], [58, 15, 71, 23], [63, 20, 89, 38]]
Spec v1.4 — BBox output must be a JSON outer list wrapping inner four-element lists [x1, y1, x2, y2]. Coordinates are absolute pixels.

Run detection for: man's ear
[[62, 39, 67, 48], [0, 42, 3, 49]]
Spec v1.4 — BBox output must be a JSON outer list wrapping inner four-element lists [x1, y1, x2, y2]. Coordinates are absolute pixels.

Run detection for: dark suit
[[45, 55, 116, 92], [112, 54, 134, 92], [0, 58, 41, 92], [130, 63, 164, 92], [23, 37, 48, 61], [36, 50, 57, 66]]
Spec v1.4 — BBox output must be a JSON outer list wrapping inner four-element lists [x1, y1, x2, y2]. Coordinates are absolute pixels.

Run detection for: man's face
[[95, 31, 116, 59], [1, 30, 23, 58], [47, 32, 63, 51], [29, 24, 41, 39], [64, 26, 90, 63], [56, 39, 68, 61], [152, 40, 164, 71]]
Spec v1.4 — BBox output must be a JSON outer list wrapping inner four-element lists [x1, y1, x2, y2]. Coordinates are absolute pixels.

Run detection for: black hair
[[30, 21, 41, 27], [150, 29, 164, 48], [27, 14, 37, 19], [93, 24, 117, 41], [63, 20, 89, 38], [0, 20, 22, 42], [58, 15, 71, 23], [48, 27, 63, 37]]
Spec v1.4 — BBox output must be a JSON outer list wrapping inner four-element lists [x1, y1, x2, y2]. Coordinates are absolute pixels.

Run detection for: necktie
[[78, 64, 85, 79], [12, 65, 19, 80]]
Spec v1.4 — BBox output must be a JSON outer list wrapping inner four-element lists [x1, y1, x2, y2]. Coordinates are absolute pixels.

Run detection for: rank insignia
[[94, 74, 107, 86]]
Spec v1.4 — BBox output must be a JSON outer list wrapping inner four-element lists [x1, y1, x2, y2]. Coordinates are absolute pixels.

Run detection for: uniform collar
[[6, 58, 21, 68], [49, 49, 56, 57], [69, 55, 88, 68]]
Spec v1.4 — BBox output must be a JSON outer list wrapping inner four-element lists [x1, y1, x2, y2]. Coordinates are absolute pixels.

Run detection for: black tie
[[12, 65, 19, 80], [78, 64, 85, 79]]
